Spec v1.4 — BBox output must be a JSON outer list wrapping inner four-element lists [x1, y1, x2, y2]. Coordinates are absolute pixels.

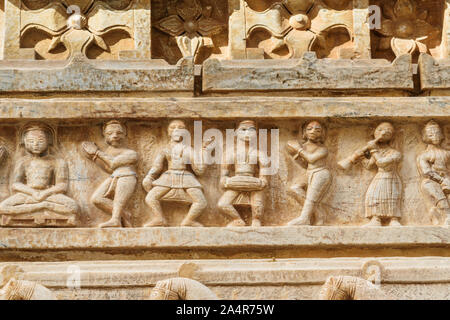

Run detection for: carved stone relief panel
[[371, 0, 444, 62], [0, 119, 443, 228], [152, 0, 228, 64], [3, 0, 150, 60], [230, 0, 356, 60]]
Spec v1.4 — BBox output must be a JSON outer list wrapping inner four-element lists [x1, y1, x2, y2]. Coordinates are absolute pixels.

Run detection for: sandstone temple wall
[[0, 0, 446, 300]]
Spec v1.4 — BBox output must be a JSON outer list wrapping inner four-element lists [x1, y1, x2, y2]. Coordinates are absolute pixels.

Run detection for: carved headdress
[[102, 120, 127, 136], [302, 120, 326, 143]]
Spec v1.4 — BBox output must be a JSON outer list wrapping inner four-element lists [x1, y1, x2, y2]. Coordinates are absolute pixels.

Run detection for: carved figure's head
[[168, 120, 187, 143], [303, 121, 325, 143], [236, 120, 257, 143], [422, 120, 444, 146], [21, 122, 55, 156], [103, 120, 126, 148], [374, 122, 395, 143]]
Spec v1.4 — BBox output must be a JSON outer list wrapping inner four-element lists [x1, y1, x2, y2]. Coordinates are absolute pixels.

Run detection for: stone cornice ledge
[[0, 56, 194, 92], [419, 54, 450, 90], [203, 53, 414, 92], [0, 96, 448, 120], [0, 227, 447, 250]]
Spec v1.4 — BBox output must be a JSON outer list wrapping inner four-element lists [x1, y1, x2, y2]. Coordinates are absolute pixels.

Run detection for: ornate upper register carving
[[3, 0, 150, 60]]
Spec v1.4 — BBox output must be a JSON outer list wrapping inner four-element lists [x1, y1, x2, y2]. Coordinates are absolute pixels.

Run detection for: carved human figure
[[82, 120, 138, 228], [286, 121, 331, 226], [149, 278, 219, 300], [142, 120, 212, 227], [318, 276, 391, 300], [339, 122, 402, 227], [218, 120, 269, 227], [417, 121, 450, 226], [0, 122, 78, 226]]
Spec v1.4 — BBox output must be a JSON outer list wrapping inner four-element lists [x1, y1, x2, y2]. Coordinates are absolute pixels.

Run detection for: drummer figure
[[218, 120, 270, 227]]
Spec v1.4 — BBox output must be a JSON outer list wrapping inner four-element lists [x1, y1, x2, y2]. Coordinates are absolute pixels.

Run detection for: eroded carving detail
[[0, 266, 56, 300], [149, 277, 218, 300], [374, 0, 440, 58], [0, 122, 79, 227], [417, 120, 450, 226], [319, 276, 391, 300]]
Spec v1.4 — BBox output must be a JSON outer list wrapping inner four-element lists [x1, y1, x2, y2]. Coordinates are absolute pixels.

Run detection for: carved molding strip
[[203, 53, 414, 92]]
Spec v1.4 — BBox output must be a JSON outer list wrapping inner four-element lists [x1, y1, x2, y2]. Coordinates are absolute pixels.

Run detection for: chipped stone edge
[[203, 52, 414, 92]]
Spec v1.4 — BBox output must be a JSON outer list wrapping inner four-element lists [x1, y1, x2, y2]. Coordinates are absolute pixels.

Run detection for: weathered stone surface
[[0, 227, 447, 251], [419, 53, 450, 90], [6, 257, 449, 299], [203, 53, 414, 92], [0, 57, 194, 92], [0, 97, 446, 119], [0, 0, 447, 301]]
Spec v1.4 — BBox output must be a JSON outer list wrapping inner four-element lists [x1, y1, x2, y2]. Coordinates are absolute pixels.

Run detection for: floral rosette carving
[[154, 0, 225, 62], [375, 0, 440, 57]]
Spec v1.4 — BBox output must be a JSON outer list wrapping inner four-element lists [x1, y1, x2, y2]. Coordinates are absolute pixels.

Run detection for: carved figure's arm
[[297, 146, 328, 164], [41, 159, 69, 198], [96, 149, 138, 171], [11, 160, 35, 196], [371, 149, 401, 166], [142, 153, 165, 192], [418, 153, 444, 183], [361, 155, 377, 170]]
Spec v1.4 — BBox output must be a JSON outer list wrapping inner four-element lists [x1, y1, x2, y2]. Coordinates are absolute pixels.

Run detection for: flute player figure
[[285, 121, 331, 226], [338, 122, 403, 227]]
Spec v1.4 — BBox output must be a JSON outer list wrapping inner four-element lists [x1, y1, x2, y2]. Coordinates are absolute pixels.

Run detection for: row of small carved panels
[[0, 119, 447, 228], [5, 0, 448, 62]]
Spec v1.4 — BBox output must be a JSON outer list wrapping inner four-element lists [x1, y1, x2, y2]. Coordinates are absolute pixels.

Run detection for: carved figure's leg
[[181, 188, 207, 227], [288, 169, 331, 226], [144, 186, 170, 227], [91, 177, 114, 214], [218, 190, 245, 227], [100, 176, 137, 228], [0, 193, 44, 215], [421, 179, 450, 225], [363, 216, 382, 227], [44, 194, 79, 215], [388, 217, 402, 227], [288, 184, 307, 205], [251, 190, 264, 227]]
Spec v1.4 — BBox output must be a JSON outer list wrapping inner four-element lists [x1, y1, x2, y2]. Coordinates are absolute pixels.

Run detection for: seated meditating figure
[[0, 122, 78, 227]]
